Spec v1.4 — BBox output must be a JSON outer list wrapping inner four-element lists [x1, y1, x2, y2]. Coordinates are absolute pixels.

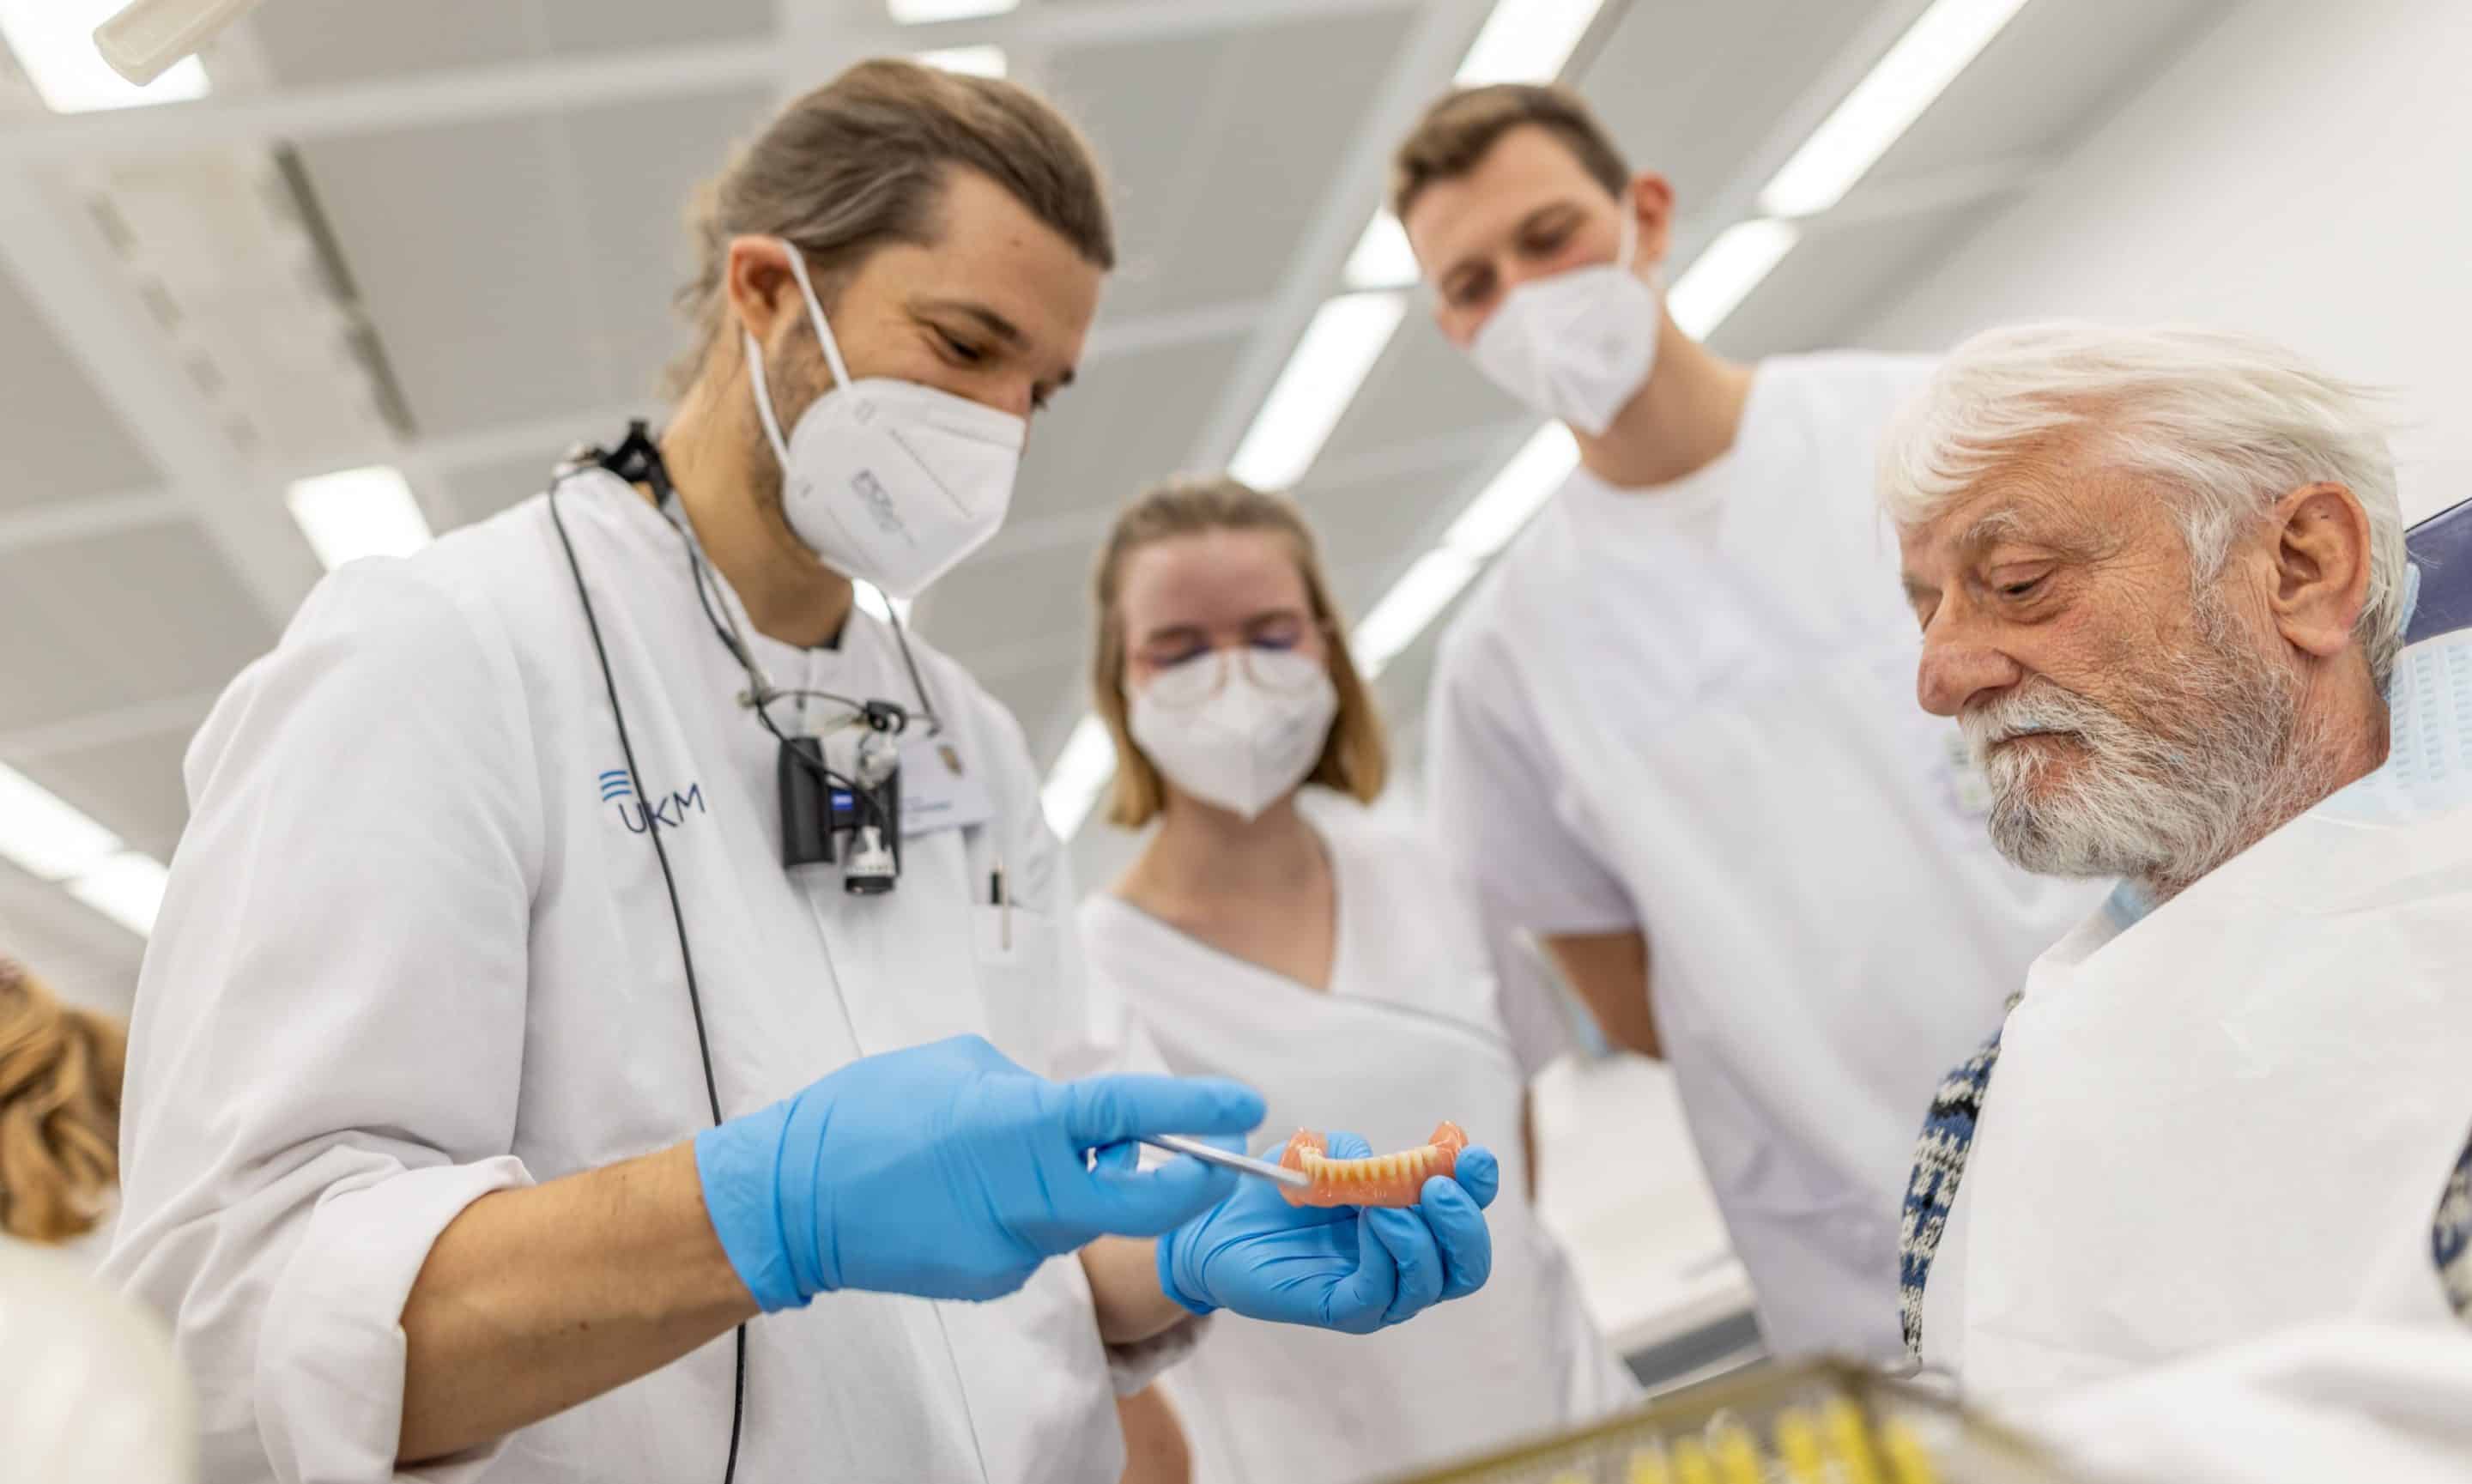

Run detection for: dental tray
[[1378, 1359, 2083, 1484]]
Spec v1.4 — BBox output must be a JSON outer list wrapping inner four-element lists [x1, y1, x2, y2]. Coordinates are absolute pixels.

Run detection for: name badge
[[900, 731, 995, 837]]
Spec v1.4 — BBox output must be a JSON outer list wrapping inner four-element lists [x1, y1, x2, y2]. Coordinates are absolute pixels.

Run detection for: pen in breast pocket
[[990, 857, 1009, 951]]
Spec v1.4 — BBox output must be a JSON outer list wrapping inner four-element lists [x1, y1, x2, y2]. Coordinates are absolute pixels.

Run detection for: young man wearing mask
[[105, 62, 1498, 1483], [1394, 84, 2095, 1360]]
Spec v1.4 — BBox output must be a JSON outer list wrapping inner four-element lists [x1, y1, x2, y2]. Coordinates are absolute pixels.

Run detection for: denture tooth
[[1282, 1125, 1465, 1207]]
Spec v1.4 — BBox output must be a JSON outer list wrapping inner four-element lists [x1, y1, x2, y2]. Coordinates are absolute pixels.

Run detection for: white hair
[[1879, 322, 2406, 688]]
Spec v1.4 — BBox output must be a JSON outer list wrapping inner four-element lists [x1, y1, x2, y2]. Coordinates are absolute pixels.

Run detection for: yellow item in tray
[[1710, 1424, 1764, 1484], [1883, 1417, 1946, 1484], [1379, 1359, 2076, 1484]]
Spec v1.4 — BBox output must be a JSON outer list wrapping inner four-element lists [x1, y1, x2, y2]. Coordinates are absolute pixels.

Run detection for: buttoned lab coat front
[[104, 472, 1133, 1483]]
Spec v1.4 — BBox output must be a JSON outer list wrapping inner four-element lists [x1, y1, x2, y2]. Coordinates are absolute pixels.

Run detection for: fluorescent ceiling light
[[913, 44, 1006, 78], [888, 0, 1017, 22], [0, 761, 123, 881], [1667, 219, 1801, 341], [1041, 713, 1117, 839], [1228, 291, 1407, 493], [1354, 548, 1481, 678], [67, 851, 168, 937], [1443, 424, 1578, 557], [1346, 425, 1578, 678], [1758, 0, 2033, 217], [889, 0, 1017, 21], [0, 0, 208, 112], [1343, 213, 1420, 291], [1454, 0, 1609, 86], [286, 464, 433, 571], [851, 583, 915, 626]]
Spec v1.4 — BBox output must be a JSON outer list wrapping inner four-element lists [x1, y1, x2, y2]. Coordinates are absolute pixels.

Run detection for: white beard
[[1960, 596, 2334, 896]]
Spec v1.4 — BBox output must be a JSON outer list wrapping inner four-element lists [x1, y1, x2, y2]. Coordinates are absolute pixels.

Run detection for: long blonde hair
[[0, 960, 126, 1243], [1090, 475, 1388, 828]]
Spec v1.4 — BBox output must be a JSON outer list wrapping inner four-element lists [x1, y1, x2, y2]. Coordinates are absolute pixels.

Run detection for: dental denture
[[1277, 1121, 1468, 1208]]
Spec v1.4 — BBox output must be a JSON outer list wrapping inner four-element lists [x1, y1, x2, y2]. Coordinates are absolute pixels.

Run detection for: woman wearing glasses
[[1079, 477, 1631, 1484]]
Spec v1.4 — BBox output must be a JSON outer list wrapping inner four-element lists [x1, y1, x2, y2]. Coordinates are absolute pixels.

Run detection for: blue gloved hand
[[1155, 1131, 1500, 1335], [696, 1034, 1265, 1309]]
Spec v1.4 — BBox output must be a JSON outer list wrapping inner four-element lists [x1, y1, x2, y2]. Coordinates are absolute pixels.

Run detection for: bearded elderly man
[[1881, 323, 2472, 1414]]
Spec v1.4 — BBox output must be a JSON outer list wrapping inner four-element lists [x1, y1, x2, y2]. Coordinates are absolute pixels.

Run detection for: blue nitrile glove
[[1154, 1130, 1500, 1335], [695, 1034, 1264, 1309]]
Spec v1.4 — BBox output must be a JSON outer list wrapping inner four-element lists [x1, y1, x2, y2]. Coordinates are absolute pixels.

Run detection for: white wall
[[1858, 0, 2472, 524]]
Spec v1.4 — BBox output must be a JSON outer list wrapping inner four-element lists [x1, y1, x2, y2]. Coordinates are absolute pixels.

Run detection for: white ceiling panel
[[250, 0, 777, 89], [249, 1, 540, 88], [1046, 8, 1420, 322], [0, 864, 142, 1015], [16, 729, 192, 860], [0, 521, 273, 734], [443, 451, 563, 530], [1869, 0, 2233, 183], [1312, 312, 1524, 475], [1578, 0, 1899, 214], [296, 116, 596, 436], [919, 542, 1095, 663], [1009, 331, 1246, 526], [0, 259, 161, 511], [533, 0, 780, 59], [954, 506, 1114, 581], [563, 88, 779, 403], [1327, 555, 1409, 629], [1716, 197, 2004, 360], [1299, 463, 1472, 588], [1369, 610, 1449, 728], [978, 656, 1085, 765]]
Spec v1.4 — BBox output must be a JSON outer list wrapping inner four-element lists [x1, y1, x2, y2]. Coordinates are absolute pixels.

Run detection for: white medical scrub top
[[102, 470, 1130, 1484], [1920, 627, 2472, 1403], [1080, 795, 1638, 1484], [1425, 353, 2105, 1360]]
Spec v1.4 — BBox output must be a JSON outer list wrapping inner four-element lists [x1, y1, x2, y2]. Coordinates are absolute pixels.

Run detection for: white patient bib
[[1939, 628, 2472, 1402]]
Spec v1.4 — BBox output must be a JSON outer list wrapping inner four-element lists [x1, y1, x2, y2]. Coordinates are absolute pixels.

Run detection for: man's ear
[[1626, 172, 1676, 270], [723, 235, 805, 352], [2267, 481, 2376, 661]]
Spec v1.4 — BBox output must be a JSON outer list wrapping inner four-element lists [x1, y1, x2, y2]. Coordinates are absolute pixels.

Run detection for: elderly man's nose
[[1918, 637, 2020, 718]]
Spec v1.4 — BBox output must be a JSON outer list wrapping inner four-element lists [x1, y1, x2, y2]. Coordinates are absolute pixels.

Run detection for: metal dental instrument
[[1140, 1134, 1311, 1190]]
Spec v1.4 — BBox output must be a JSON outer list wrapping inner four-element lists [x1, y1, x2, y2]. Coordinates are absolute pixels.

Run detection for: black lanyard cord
[[546, 469, 747, 1484]]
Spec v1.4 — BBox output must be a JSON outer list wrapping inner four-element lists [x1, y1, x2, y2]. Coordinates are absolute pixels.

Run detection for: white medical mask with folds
[[1468, 211, 1660, 436], [1130, 646, 1339, 821], [743, 239, 1027, 600]]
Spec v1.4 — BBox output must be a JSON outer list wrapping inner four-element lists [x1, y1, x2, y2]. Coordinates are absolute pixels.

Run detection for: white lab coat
[[1080, 796, 1637, 1484], [2020, 1323, 2472, 1484], [1920, 627, 2472, 1404], [103, 470, 1138, 1483], [1426, 354, 2105, 1360], [0, 1238, 195, 1483]]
